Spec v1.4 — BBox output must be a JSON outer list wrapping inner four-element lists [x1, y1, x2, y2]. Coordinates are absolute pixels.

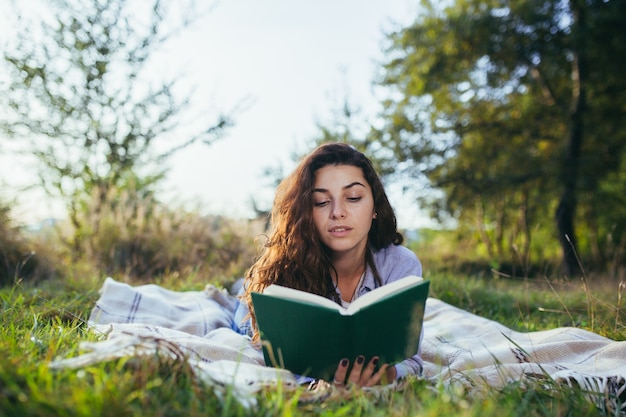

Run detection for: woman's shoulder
[[373, 244, 422, 282], [375, 243, 419, 262]]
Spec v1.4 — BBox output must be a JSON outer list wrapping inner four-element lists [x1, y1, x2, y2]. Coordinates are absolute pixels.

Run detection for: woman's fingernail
[[341, 358, 348, 367], [356, 355, 364, 364], [372, 357, 379, 366]]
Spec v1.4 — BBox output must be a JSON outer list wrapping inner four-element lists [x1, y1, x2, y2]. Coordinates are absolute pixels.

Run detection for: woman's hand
[[332, 356, 397, 388]]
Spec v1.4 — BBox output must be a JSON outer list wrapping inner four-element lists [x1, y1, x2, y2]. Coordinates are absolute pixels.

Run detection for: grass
[[1, 272, 623, 416]]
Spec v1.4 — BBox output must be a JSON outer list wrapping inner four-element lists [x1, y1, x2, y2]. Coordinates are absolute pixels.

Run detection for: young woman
[[235, 142, 423, 387]]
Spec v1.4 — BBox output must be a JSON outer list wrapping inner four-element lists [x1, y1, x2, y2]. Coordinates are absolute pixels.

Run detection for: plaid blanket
[[423, 296, 626, 413], [50, 278, 626, 412]]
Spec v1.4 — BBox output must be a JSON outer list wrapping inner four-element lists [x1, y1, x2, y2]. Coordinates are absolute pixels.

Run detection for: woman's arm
[[375, 244, 425, 380]]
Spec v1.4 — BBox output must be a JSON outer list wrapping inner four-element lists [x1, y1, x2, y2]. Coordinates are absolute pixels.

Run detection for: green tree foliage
[[366, 0, 626, 275], [0, 0, 233, 256], [311, 97, 394, 177]]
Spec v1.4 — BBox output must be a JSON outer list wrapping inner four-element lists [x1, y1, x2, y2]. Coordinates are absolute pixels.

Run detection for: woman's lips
[[329, 226, 351, 236]]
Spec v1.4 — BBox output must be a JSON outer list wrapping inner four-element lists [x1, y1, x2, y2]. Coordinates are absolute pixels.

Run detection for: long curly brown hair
[[243, 142, 404, 341]]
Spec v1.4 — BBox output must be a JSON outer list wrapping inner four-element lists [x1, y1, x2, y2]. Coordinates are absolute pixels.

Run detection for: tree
[[368, 0, 626, 275], [0, 0, 233, 255]]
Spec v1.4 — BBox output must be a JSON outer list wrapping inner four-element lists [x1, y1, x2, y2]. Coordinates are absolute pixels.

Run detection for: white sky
[[0, 0, 432, 229]]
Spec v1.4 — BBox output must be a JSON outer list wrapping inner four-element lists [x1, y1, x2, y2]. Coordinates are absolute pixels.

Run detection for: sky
[[0, 0, 431, 229]]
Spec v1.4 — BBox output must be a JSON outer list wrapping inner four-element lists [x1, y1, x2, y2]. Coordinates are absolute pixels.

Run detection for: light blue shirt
[[352, 244, 424, 379], [232, 243, 424, 379]]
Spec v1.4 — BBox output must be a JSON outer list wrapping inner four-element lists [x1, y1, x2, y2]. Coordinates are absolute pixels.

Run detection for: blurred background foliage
[[1, 0, 625, 286], [313, 0, 626, 279]]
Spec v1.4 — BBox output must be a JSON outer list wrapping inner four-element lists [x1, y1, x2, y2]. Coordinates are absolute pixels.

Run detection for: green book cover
[[251, 276, 429, 380]]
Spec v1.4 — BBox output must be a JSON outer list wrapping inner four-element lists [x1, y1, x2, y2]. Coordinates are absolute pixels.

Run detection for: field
[[1, 271, 624, 417]]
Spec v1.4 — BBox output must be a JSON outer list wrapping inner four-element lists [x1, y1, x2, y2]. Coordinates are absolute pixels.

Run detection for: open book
[[251, 275, 429, 380]]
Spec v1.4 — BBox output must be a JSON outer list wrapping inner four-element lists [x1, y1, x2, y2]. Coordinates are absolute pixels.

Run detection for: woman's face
[[312, 164, 376, 259]]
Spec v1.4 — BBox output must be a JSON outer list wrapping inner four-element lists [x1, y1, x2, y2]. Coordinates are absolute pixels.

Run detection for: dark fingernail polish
[[356, 355, 364, 364], [372, 357, 379, 366], [341, 358, 348, 366]]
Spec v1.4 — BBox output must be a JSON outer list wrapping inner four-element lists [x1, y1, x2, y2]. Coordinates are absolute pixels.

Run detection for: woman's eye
[[314, 200, 329, 207], [347, 197, 362, 202]]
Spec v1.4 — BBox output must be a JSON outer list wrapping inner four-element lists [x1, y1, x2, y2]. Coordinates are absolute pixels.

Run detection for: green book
[[251, 276, 430, 380]]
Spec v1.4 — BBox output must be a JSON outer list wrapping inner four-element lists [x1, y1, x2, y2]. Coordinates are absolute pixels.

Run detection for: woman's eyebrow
[[313, 182, 366, 193], [344, 181, 366, 190]]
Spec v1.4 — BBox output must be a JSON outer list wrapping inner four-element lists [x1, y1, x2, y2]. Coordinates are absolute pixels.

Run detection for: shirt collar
[[357, 266, 377, 296]]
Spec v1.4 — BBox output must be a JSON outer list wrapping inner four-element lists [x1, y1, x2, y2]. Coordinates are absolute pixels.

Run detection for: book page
[[262, 275, 424, 316], [346, 275, 423, 314], [262, 284, 344, 312]]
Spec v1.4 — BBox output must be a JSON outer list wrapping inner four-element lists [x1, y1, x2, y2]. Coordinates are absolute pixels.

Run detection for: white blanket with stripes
[[50, 278, 626, 412]]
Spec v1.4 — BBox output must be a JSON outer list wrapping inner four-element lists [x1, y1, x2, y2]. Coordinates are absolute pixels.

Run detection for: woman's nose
[[331, 202, 346, 219]]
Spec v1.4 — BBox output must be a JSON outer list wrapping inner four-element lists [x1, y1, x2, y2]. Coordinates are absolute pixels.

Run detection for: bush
[[74, 186, 264, 282], [0, 197, 56, 286]]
